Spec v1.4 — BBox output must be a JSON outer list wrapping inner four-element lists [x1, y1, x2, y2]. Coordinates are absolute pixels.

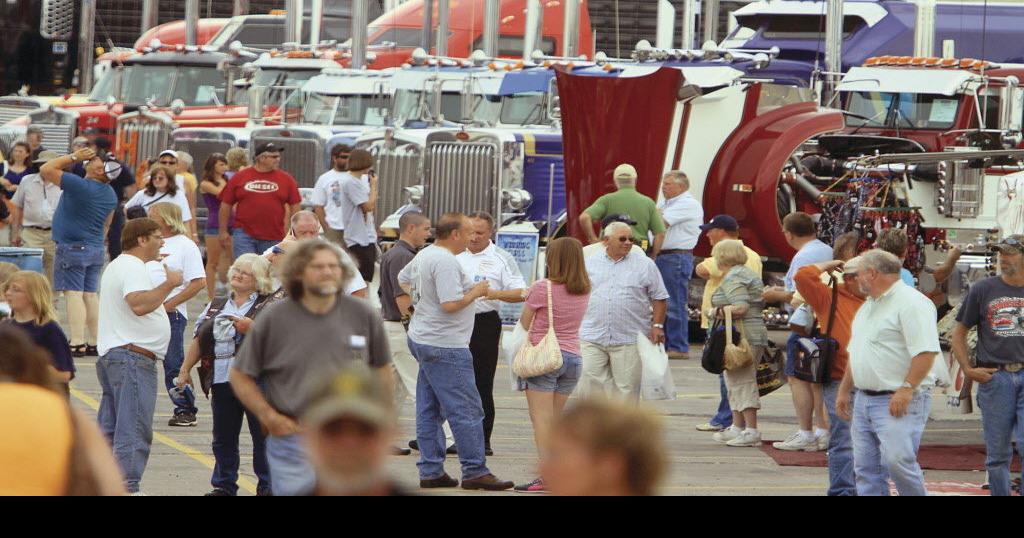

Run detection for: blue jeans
[[656, 252, 693, 353], [851, 390, 931, 496], [822, 381, 857, 496], [232, 228, 280, 260], [54, 243, 105, 292], [976, 368, 1024, 497], [711, 375, 733, 428], [96, 348, 158, 493], [162, 312, 197, 415], [210, 383, 271, 495], [408, 338, 490, 481], [265, 433, 315, 496]]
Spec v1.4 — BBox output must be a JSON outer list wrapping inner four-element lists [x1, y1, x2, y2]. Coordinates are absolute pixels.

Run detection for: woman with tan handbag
[[514, 237, 591, 493], [707, 239, 768, 448]]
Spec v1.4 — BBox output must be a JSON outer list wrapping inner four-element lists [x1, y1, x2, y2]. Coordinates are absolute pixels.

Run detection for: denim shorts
[[54, 243, 106, 293], [784, 332, 801, 377], [518, 351, 582, 395]]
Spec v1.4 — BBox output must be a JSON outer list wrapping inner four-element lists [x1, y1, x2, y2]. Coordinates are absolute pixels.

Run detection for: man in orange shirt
[[793, 256, 867, 496]]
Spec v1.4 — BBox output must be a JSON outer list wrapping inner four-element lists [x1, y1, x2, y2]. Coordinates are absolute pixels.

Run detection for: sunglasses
[[614, 236, 633, 243]]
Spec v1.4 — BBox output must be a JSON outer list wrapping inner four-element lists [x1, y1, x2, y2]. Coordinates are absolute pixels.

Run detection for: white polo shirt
[[657, 191, 703, 250], [456, 242, 526, 314], [847, 280, 941, 392]]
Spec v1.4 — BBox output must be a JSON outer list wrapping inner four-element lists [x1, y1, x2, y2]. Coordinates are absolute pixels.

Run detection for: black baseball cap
[[700, 215, 739, 232], [601, 214, 637, 228], [254, 142, 285, 156]]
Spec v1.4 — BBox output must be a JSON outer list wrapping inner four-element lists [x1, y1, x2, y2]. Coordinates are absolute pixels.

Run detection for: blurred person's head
[[0, 383, 75, 496], [833, 231, 861, 262], [267, 239, 296, 276], [603, 221, 634, 259], [660, 170, 689, 200], [175, 151, 193, 175], [71, 136, 90, 151], [229, 254, 274, 296], [782, 212, 816, 247], [147, 202, 187, 238], [434, 213, 471, 252], [0, 262, 19, 291], [225, 147, 249, 171], [541, 399, 667, 497], [290, 210, 321, 240], [855, 249, 903, 298], [546, 237, 591, 295], [121, 218, 164, 262], [3, 271, 56, 325], [282, 239, 354, 300], [25, 125, 43, 149], [700, 215, 740, 246], [712, 239, 749, 271], [157, 149, 178, 168], [875, 228, 909, 261], [398, 212, 431, 248], [301, 364, 396, 496], [0, 325, 57, 390], [144, 165, 178, 197], [7, 141, 31, 167], [331, 144, 351, 172], [467, 211, 494, 254], [346, 149, 374, 174], [202, 153, 228, 183], [613, 163, 637, 189]]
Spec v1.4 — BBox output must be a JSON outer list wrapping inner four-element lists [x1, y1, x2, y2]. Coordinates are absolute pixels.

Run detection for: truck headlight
[[503, 189, 533, 212]]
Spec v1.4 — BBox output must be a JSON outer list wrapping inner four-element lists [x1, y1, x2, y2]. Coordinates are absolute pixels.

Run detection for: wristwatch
[[653, 323, 665, 329], [899, 381, 914, 390]]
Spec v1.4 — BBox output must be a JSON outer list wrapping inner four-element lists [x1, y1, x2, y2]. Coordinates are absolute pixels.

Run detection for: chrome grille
[[33, 123, 74, 154], [368, 143, 422, 223], [172, 138, 235, 179], [40, 0, 75, 40], [115, 111, 173, 174], [0, 129, 21, 154], [251, 136, 321, 188], [0, 103, 40, 126], [424, 142, 500, 224]]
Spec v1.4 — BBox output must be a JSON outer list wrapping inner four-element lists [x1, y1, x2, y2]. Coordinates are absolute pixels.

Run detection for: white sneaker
[[815, 431, 831, 452], [712, 427, 741, 444], [128, 492, 148, 496], [772, 432, 818, 451], [726, 430, 762, 447]]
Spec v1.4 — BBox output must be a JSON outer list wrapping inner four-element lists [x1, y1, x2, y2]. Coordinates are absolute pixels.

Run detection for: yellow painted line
[[663, 485, 827, 491], [70, 386, 258, 495]]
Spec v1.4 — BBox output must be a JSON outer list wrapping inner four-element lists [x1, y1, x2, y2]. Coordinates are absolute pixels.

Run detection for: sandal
[[86, 345, 99, 356], [71, 345, 87, 358]]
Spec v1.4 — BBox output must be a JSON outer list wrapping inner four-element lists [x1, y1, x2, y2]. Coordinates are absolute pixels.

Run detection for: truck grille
[[115, 110, 174, 176], [0, 103, 40, 126], [250, 135, 322, 188], [368, 143, 422, 224], [172, 137, 235, 179], [32, 123, 74, 154], [424, 142, 500, 224]]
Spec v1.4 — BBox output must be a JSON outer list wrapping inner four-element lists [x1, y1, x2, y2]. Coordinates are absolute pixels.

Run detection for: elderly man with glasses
[[578, 221, 669, 401]]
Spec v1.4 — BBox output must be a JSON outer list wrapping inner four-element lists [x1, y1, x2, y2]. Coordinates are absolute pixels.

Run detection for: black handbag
[[701, 308, 742, 375], [793, 276, 839, 384], [126, 192, 168, 220]]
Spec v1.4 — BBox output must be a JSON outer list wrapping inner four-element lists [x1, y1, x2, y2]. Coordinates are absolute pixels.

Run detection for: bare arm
[[314, 206, 329, 230], [441, 282, 489, 313], [579, 212, 598, 244], [164, 278, 206, 312], [102, 210, 114, 245], [933, 247, 962, 285], [695, 263, 710, 279], [229, 368, 299, 436], [41, 149, 92, 186], [218, 202, 233, 247], [762, 287, 794, 304], [952, 322, 997, 383], [177, 337, 202, 385], [396, 294, 413, 317], [284, 203, 301, 235], [487, 288, 526, 303], [359, 174, 378, 215], [50, 366, 72, 383], [519, 304, 537, 330], [649, 233, 665, 259], [125, 279, 179, 316], [9, 205, 22, 245], [651, 298, 667, 344], [199, 180, 226, 197]]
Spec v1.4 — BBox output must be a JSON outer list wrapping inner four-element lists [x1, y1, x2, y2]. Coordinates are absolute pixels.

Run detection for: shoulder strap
[[206, 296, 230, 318], [825, 275, 839, 338], [546, 279, 554, 327], [143, 192, 169, 207], [724, 306, 734, 346]]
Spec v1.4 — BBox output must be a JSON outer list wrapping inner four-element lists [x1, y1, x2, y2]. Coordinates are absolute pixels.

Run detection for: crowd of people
[[0, 132, 1021, 497]]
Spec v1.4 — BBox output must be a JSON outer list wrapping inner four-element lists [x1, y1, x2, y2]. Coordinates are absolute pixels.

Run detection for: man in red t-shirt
[[218, 142, 302, 259]]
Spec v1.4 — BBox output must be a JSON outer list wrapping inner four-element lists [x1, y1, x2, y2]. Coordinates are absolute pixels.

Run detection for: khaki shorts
[[724, 345, 763, 412]]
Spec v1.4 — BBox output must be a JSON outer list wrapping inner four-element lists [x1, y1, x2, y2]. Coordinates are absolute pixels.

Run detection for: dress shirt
[[580, 250, 670, 346], [456, 242, 526, 314], [657, 191, 703, 250]]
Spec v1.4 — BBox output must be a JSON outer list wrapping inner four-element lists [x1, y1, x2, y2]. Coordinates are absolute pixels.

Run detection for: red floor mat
[[759, 442, 1022, 472]]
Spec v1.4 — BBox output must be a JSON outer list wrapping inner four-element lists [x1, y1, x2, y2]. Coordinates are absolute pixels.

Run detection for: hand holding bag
[[512, 280, 563, 378], [793, 276, 838, 383], [723, 305, 754, 371], [701, 308, 740, 375]]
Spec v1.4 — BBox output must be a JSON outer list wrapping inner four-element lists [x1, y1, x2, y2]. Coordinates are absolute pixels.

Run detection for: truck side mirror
[[999, 77, 1022, 133]]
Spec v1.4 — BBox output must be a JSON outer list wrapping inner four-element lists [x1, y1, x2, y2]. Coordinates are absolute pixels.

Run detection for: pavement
[[61, 288, 997, 496]]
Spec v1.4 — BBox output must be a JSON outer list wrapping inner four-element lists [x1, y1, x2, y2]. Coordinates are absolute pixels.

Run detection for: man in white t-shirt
[[146, 203, 206, 427], [97, 217, 183, 495], [312, 144, 350, 247]]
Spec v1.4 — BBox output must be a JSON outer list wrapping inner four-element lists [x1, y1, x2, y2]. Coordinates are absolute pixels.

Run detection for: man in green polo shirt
[[579, 163, 666, 254]]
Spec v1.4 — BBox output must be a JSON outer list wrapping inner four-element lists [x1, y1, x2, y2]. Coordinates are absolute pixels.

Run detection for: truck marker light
[[732, 184, 753, 193]]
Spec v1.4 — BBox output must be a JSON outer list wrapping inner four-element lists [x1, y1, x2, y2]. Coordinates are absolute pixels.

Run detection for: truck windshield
[[121, 64, 228, 107], [845, 91, 960, 130], [500, 93, 549, 125], [253, 68, 322, 104], [303, 93, 390, 126], [87, 68, 120, 102], [392, 89, 502, 125]]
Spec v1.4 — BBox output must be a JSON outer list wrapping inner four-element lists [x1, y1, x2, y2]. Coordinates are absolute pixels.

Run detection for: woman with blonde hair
[[225, 147, 249, 177], [707, 239, 768, 448], [2, 270, 75, 392], [514, 237, 592, 493], [178, 253, 275, 496]]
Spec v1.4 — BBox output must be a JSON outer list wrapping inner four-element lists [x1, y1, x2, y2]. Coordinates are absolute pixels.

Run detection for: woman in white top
[[125, 164, 193, 237]]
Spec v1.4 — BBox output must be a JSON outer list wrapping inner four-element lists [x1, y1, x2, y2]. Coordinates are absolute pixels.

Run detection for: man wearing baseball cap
[[300, 364, 410, 496], [578, 163, 665, 254], [951, 234, 1024, 496], [693, 215, 763, 433], [25, 125, 47, 160], [218, 142, 301, 259]]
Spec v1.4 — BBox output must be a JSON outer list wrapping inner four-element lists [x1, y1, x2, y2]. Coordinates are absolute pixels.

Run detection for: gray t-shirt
[[379, 240, 418, 322], [956, 276, 1024, 366], [398, 244, 475, 348], [340, 172, 377, 247], [233, 295, 391, 417]]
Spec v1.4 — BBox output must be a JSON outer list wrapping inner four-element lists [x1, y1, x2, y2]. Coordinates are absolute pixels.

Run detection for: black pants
[[210, 383, 271, 495], [107, 202, 126, 260], [348, 243, 378, 283], [470, 311, 502, 447]]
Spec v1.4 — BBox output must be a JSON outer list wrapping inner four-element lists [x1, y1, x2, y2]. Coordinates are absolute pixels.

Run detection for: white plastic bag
[[637, 332, 676, 401], [501, 323, 528, 392], [930, 350, 954, 391]]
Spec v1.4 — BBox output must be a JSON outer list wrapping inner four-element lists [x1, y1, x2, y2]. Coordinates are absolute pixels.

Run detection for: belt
[[117, 344, 157, 361], [976, 362, 1024, 373], [25, 225, 52, 231], [659, 249, 693, 255], [860, 389, 895, 397]]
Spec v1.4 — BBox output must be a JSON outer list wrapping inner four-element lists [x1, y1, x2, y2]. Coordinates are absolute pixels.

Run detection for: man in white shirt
[[146, 203, 206, 427], [837, 249, 940, 496], [311, 144, 350, 247], [456, 211, 526, 455], [655, 171, 702, 360], [96, 217, 182, 495], [10, 152, 62, 283]]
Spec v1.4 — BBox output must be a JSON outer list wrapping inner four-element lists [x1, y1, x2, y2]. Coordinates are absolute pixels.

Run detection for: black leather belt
[[976, 362, 1024, 373], [25, 225, 52, 231], [860, 389, 895, 397], [659, 249, 693, 255]]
